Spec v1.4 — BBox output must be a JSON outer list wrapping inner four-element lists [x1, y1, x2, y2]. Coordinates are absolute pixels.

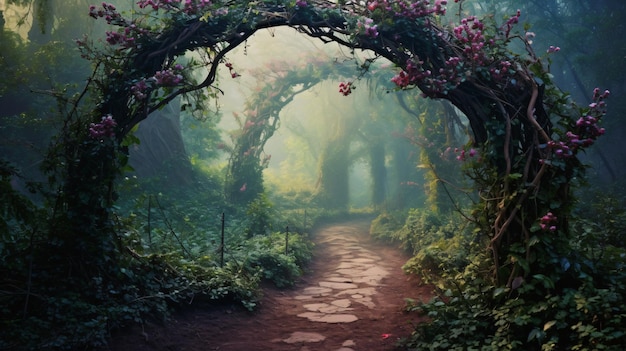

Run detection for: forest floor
[[108, 219, 434, 351]]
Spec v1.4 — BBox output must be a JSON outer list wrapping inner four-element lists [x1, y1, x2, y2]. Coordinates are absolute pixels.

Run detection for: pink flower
[[89, 114, 117, 140], [357, 17, 378, 38], [239, 183, 247, 192], [547, 45, 561, 53], [539, 211, 558, 232], [339, 82, 352, 96]]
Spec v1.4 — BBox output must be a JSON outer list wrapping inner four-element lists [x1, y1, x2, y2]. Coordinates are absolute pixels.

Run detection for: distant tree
[[6, 1, 616, 348]]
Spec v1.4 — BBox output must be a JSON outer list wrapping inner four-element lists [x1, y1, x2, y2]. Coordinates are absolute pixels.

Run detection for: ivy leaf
[[560, 257, 571, 272], [493, 287, 506, 297], [543, 320, 557, 331], [528, 235, 540, 246], [527, 328, 542, 342]]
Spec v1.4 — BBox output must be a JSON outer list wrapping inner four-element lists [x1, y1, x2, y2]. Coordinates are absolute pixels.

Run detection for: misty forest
[[1, 0, 625, 349]]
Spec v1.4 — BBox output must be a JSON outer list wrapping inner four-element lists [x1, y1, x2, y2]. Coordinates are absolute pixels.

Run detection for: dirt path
[[109, 220, 433, 350]]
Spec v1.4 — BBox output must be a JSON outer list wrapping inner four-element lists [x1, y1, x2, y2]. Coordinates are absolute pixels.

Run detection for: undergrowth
[[371, 189, 626, 350], [0, 170, 318, 350]]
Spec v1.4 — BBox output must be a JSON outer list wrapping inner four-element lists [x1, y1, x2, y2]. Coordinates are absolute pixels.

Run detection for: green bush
[[241, 231, 314, 288], [399, 223, 626, 351], [371, 209, 469, 254]]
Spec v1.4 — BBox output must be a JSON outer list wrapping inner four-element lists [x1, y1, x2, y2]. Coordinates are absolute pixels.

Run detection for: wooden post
[[147, 195, 152, 247], [220, 212, 225, 267], [285, 226, 289, 255], [303, 209, 307, 230]]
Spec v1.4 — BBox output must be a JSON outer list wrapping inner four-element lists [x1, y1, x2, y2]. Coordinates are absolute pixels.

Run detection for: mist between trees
[[1, 0, 625, 350]]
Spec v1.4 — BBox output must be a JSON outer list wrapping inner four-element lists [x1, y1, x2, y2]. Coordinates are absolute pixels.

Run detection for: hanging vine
[[223, 55, 363, 204], [72, 0, 609, 287]]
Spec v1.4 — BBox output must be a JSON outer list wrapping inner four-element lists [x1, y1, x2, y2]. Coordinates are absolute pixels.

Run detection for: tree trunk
[[369, 141, 387, 208], [315, 137, 350, 209], [128, 98, 194, 186]]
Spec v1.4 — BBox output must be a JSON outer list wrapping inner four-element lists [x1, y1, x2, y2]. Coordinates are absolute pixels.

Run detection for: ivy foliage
[[2, 0, 623, 349], [1, 169, 319, 350]]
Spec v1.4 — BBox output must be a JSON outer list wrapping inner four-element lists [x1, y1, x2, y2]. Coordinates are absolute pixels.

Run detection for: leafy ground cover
[[0, 169, 324, 350], [106, 219, 434, 351], [370, 188, 626, 350]]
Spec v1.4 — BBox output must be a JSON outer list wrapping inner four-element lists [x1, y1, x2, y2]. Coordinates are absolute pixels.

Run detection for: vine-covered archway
[[223, 53, 419, 209], [76, 0, 607, 282], [45, 0, 613, 348], [223, 55, 362, 205]]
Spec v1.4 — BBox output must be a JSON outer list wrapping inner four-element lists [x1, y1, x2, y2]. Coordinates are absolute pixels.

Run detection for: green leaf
[[493, 287, 506, 297], [507, 173, 522, 180], [528, 235, 540, 246], [527, 328, 541, 342], [543, 320, 557, 331]]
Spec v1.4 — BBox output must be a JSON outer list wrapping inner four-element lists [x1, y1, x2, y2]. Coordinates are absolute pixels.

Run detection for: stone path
[[108, 220, 432, 351], [280, 225, 393, 349]]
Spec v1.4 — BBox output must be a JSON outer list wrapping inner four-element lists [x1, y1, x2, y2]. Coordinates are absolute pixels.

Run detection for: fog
[[2, 1, 626, 349]]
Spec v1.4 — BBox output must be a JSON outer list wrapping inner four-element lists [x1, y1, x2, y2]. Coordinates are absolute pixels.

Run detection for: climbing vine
[[76, 0, 606, 278], [223, 55, 365, 204], [28, 0, 617, 348]]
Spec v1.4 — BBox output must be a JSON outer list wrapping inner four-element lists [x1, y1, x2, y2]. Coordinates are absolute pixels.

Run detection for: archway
[[44, 1, 612, 348], [69, 0, 608, 286], [221, 50, 431, 210]]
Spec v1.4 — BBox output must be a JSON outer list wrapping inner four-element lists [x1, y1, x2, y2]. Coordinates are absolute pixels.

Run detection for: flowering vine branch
[[75, 0, 609, 291]]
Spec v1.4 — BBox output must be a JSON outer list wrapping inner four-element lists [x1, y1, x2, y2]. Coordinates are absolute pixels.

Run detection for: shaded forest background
[[1, 0, 625, 350]]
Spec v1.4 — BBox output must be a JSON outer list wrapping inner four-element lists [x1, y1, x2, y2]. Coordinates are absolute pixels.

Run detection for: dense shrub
[[401, 247, 626, 350], [397, 195, 626, 350], [241, 231, 314, 288], [0, 168, 320, 350]]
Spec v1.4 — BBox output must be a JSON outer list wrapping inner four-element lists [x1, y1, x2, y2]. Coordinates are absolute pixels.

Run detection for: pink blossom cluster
[[572, 89, 608, 141], [131, 79, 150, 100], [244, 120, 255, 129], [357, 17, 379, 38], [453, 16, 489, 66], [90, 3, 152, 48], [89, 2, 125, 25], [182, 0, 212, 15], [131, 64, 185, 100], [539, 211, 557, 232], [546, 45, 560, 54], [137, 0, 179, 11], [225, 62, 240, 78], [339, 82, 353, 96], [391, 57, 462, 94], [547, 88, 608, 159], [135, 0, 213, 15], [105, 28, 147, 48], [105, 31, 126, 46], [105, 24, 149, 48], [391, 71, 410, 87], [454, 147, 477, 161], [489, 60, 512, 81], [435, 56, 464, 89], [89, 114, 117, 140], [296, 0, 307, 8], [366, 0, 447, 19], [502, 9, 521, 38], [154, 64, 184, 86], [545, 139, 574, 159], [391, 58, 431, 88]]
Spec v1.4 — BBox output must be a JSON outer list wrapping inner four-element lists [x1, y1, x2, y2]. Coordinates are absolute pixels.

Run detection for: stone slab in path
[[283, 331, 327, 344]]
